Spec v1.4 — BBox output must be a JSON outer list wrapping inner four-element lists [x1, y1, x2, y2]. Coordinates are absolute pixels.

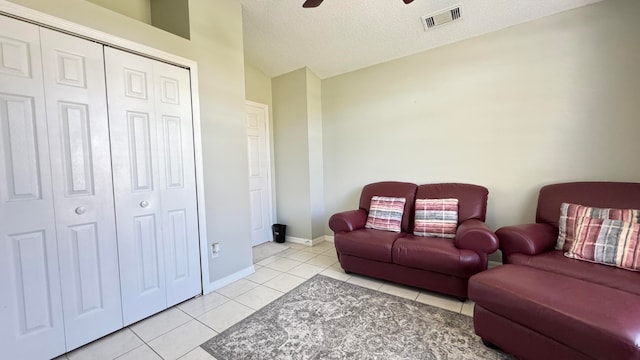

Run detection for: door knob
[[75, 206, 86, 215], [140, 200, 149, 208]]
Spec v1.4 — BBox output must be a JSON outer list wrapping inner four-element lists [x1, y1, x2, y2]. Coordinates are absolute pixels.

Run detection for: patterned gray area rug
[[201, 275, 512, 360]]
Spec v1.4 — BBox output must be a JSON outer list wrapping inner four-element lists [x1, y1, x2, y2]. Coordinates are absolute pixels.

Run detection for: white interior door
[[40, 28, 123, 350], [105, 47, 200, 325], [153, 60, 201, 307], [105, 47, 166, 325], [246, 102, 274, 246], [0, 15, 66, 359]]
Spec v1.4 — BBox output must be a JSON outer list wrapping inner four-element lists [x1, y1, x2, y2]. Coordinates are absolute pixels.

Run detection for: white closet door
[[0, 15, 66, 359], [40, 28, 123, 350], [153, 60, 201, 307], [105, 47, 201, 324], [105, 47, 166, 325]]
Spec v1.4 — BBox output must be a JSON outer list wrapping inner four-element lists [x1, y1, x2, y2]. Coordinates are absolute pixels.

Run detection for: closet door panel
[[105, 47, 166, 325], [40, 28, 123, 350], [154, 61, 201, 307], [0, 15, 66, 360]]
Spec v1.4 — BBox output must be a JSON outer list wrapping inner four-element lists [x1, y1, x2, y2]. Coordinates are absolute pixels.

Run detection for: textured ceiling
[[240, 0, 603, 79]]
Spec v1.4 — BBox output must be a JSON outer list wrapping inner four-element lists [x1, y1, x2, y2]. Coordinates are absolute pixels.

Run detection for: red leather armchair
[[469, 182, 640, 360], [330, 182, 499, 300]]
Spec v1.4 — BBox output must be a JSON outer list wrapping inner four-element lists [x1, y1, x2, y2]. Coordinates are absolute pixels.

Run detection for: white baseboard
[[203, 265, 255, 294], [324, 235, 334, 243], [285, 236, 311, 246], [313, 235, 328, 245], [286, 235, 326, 247]]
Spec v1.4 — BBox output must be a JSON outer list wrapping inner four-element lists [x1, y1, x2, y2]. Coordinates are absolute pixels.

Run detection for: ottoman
[[468, 265, 640, 360]]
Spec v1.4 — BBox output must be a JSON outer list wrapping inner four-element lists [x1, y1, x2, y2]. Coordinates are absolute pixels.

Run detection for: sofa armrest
[[496, 223, 557, 258], [454, 219, 499, 255], [329, 210, 368, 233]]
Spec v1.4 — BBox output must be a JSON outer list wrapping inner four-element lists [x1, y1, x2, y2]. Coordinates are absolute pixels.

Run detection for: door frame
[[246, 100, 275, 246], [0, 1, 212, 293]]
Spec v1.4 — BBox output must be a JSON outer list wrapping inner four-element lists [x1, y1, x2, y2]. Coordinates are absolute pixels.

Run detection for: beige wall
[[8, 0, 253, 284], [271, 68, 325, 241], [322, 0, 640, 234], [150, 0, 190, 39], [86, 0, 150, 23], [188, 0, 253, 283], [245, 63, 273, 107], [272, 68, 312, 239], [306, 69, 325, 239]]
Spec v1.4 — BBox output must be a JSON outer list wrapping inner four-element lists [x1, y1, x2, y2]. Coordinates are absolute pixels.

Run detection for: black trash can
[[272, 224, 286, 243]]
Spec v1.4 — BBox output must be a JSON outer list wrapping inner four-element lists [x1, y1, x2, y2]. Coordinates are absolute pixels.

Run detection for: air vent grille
[[421, 5, 463, 31]]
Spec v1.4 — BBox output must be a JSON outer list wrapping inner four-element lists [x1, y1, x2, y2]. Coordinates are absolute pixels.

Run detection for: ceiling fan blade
[[303, 0, 324, 8], [403, 0, 415, 3]]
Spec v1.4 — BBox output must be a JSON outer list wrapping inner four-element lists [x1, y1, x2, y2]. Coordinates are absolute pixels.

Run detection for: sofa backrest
[[359, 181, 417, 233], [416, 183, 488, 223], [536, 182, 640, 228]]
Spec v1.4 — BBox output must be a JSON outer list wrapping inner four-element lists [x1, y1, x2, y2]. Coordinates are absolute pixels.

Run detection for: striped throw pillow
[[365, 196, 406, 233], [556, 203, 640, 251], [413, 198, 458, 238], [565, 217, 640, 271]]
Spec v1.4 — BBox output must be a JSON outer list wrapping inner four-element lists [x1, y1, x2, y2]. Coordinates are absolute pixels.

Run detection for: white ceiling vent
[[421, 5, 463, 31]]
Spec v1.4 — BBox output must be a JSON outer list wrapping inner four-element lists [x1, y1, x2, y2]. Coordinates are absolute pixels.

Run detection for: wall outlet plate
[[211, 243, 220, 257]]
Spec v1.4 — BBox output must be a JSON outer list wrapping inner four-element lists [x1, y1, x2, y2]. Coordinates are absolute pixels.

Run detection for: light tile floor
[[58, 241, 475, 360]]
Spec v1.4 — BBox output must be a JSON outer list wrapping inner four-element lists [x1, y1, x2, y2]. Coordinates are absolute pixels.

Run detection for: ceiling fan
[[303, 0, 414, 8]]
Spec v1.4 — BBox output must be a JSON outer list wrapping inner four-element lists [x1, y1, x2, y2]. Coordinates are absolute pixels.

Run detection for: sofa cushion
[[556, 203, 640, 251], [469, 265, 640, 360], [566, 217, 640, 271], [334, 229, 404, 263], [359, 182, 417, 233], [416, 183, 488, 222], [413, 198, 458, 238], [536, 182, 640, 228], [508, 251, 640, 296], [365, 196, 406, 233], [393, 235, 482, 277]]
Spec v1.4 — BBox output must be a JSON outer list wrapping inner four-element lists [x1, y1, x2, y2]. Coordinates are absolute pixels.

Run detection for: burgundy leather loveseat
[[329, 181, 499, 300], [469, 182, 640, 360]]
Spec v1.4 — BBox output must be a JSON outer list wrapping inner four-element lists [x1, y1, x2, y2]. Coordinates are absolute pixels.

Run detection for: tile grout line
[[129, 307, 194, 344], [192, 316, 219, 337], [122, 329, 165, 360]]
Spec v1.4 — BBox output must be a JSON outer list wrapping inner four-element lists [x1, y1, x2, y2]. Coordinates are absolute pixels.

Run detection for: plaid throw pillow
[[556, 203, 640, 251], [413, 198, 458, 238], [565, 217, 640, 271], [365, 196, 406, 233]]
